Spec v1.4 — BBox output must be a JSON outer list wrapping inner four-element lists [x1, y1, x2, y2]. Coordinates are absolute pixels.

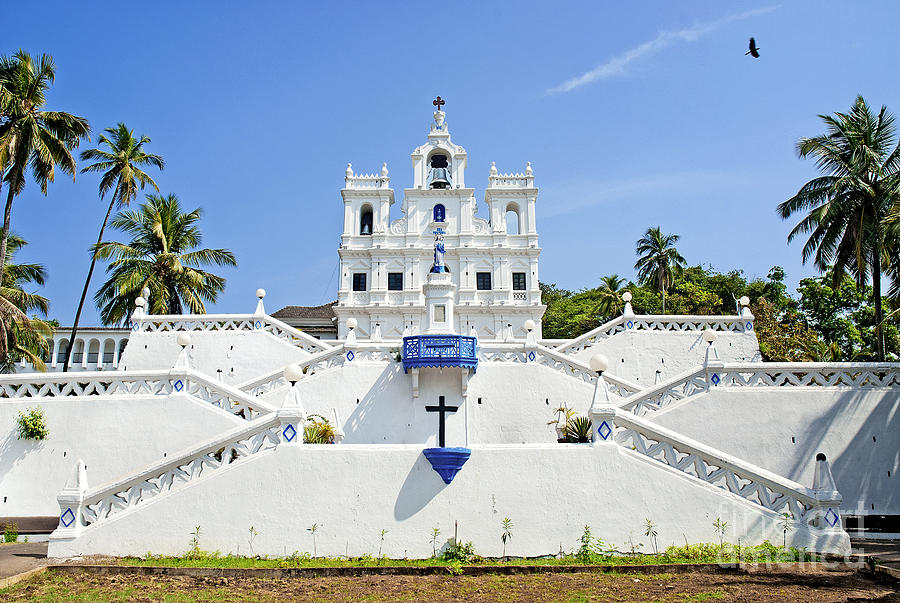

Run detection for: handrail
[[134, 313, 332, 354], [477, 342, 641, 398], [0, 368, 277, 420], [620, 361, 900, 417], [77, 414, 281, 528], [555, 314, 748, 355], [596, 407, 840, 524], [237, 342, 401, 397]]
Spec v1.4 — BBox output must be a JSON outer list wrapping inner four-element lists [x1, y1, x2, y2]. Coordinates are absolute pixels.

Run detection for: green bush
[[3, 523, 18, 543], [15, 406, 49, 440], [440, 540, 479, 563]]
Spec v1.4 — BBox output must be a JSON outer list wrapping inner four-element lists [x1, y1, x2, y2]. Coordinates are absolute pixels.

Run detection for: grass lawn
[[1, 567, 895, 602]]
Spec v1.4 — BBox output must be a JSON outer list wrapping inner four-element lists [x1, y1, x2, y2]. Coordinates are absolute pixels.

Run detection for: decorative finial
[[433, 96, 445, 111], [346, 162, 353, 177], [525, 161, 533, 176], [381, 162, 389, 177], [490, 162, 498, 176]]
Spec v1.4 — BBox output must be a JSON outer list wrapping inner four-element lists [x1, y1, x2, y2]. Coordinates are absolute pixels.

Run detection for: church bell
[[429, 153, 451, 189]]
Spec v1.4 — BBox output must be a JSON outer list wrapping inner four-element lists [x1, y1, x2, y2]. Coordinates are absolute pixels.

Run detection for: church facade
[[334, 105, 544, 340]]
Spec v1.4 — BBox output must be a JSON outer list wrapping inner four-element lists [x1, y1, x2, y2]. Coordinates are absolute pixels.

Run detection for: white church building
[[0, 102, 897, 560]]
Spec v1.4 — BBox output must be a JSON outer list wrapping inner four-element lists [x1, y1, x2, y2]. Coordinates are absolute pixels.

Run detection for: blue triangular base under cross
[[423, 447, 471, 484]]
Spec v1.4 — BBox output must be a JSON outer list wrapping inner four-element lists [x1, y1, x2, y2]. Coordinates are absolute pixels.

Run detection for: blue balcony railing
[[402, 335, 478, 373]]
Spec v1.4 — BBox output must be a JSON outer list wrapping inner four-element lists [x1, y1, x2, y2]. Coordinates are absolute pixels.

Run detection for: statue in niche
[[429, 154, 451, 189], [430, 229, 449, 273]]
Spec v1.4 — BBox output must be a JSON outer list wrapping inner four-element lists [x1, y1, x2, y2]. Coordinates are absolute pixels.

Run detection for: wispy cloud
[[546, 6, 777, 95]]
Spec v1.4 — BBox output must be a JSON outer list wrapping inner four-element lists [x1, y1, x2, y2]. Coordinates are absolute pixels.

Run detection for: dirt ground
[[2, 567, 898, 602]]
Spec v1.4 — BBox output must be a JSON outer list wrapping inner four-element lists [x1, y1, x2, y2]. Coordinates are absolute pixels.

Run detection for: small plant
[[303, 414, 336, 444], [626, 532, 643, 555], [778, 512, 793, 548], [712, 517, 728, 549], [4, 522, 19, 543], [188, 525, 201, 557], [378, 528, 388, 558], [247, 525, 258, 555], [577, 525, 593, 563], [308, 523, 319, 557], [430, 526, 441, 558], [566, 416, 593, 443], [441, 540, 478, 563], [15, 406, 49, 440], [644, 518, 658, 555], [500, 517, 513, 559]]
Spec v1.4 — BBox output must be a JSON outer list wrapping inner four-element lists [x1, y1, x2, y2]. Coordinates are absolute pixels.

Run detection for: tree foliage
[[94, 194, 237, 325]]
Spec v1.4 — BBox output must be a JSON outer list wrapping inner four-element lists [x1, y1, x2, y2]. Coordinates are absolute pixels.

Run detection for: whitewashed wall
[[261, 362, 597, 446], [652, 389, 899, 515], [573, 331, 760, 385], [121, 331, 311, 384], [48, 444, 847, 559], [0, 396, 241, 516]]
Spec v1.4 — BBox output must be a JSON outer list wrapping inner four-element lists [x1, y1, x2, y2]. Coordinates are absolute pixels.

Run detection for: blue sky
[[5, 1, 900, 324]]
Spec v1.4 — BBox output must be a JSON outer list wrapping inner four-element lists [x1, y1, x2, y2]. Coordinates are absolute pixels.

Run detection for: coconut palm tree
[[0, 233, 52, 371], [634, 227, 686, 313], [778, 96, 900, 361], [597, 274, 626, 319], [0, 50, 90, 272], [62, 123, 164, 371], [93, 194, 237, 325]]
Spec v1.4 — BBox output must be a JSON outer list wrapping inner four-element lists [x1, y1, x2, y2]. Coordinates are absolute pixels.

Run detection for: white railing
[[238, 343, 401, 397], [77, 415, 282, 529], [556, 315, 749, 355], [0, 369, 277, 421], [478, 343, 641, 399], [594, 407, 840, 526], [621, 362, 900, 417], [134, 314, 332, 354], [488, 171, 534, 189]]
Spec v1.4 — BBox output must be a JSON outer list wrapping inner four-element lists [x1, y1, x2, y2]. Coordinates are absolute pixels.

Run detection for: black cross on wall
[[433, 96, 445, 111], [425, 395, 459, 448]]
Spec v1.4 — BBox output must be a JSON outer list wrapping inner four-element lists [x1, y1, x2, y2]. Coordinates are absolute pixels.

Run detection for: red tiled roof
[[271, 301, 337, 321]]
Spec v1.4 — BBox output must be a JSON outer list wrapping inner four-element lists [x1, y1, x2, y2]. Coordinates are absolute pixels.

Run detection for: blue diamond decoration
[[132, 322, 140, 331], [746, 322, 753, 331], [282, 424, 297, 442], [60, 507, 75, 528], [825, 508, 839, 527], [174, 379, 184, 392], [346, 350, 355, 362], [710, 373, 720, 386], [598, 420, 612, 441], [626, 320, 634, 329], [528, 351, 536, 362], [254, 320, 262, 329]]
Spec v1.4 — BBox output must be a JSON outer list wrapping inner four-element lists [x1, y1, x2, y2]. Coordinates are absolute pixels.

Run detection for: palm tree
[[0, 233, 52, 371], [597, 274, 626, 319], [93, 194, 237, 325], [634, 227, 686, 313], [778, 96, 900, 361], [0, 50, 90, 273], [63, 123, 163, 371]]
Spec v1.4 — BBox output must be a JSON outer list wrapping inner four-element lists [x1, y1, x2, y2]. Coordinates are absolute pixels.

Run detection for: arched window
[[433, 204, 446, 223], [360, 205, 373, 235], [57, 339, 69, 363], [505, 204, 521, 235]]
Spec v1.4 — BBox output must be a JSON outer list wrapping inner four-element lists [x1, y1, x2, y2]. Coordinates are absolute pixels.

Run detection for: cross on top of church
[[433, 96, 445, 111]]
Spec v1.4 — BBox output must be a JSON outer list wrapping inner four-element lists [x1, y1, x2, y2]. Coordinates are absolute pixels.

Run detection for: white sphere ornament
[[589, 353, 609, 374], [283, 363, 303, 383], [142, 287, 151, 299], [346, 317, 358, 330], [177, 332, 192, 348], [256, 288, 266, 299], [524, 319, 536, 332], [134, 296, 146, 308], [703, 329, 717, 344], [739, 296, 750, 307], [622, 291, 632, 302]]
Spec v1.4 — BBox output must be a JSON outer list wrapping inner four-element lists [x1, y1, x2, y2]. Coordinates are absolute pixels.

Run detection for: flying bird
[[745, 37, 760, 58]]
